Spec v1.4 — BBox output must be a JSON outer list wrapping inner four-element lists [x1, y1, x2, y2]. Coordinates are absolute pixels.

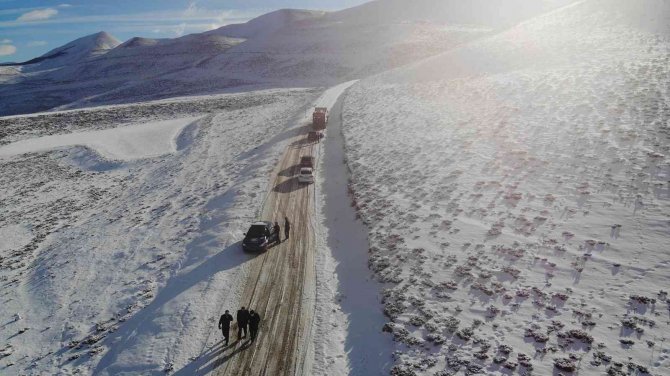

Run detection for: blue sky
[[0, 0, 367, 63]]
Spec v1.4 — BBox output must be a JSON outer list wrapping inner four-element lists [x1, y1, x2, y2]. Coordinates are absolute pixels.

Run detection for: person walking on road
[[249, 310, 261, 341], [273, 222, 281, 245], [284, 216, 291, 241], [237, 306, 250, 339], [218, 310, 234, 345]]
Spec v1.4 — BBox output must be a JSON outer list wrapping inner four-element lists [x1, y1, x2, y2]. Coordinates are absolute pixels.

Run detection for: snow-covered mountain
[[0, 1, 573, 116], [1, 0, 668, 375], [18, 31, 120, 69], [207, 8, 326, 39]]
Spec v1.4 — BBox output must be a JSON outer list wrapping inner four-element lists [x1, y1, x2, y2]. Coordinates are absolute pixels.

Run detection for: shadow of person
[[208, 339, 254, 370], [93, 241, 253, 375], [172, 339, 248, 376]]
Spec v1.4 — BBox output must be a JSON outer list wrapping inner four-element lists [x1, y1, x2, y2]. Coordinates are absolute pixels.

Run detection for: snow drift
[[0, 117, 201, 161]]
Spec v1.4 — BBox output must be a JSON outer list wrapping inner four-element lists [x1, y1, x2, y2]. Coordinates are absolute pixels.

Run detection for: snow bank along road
[[210, 82, 357, 376]]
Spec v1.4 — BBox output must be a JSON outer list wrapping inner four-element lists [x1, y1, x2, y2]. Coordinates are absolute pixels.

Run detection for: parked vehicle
[[242, 221, 279, 252], [298, 167, 314, 184], [300, 155, 315, 168], [312, 107, 328, 130]]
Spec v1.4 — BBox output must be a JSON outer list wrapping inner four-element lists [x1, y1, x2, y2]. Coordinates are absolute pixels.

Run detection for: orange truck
[[312, 107, 328, 130]]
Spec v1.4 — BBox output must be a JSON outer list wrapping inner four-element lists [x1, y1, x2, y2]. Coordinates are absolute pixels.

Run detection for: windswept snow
[[340, 0, 670, 374], [1, 0, 669, 375], [0, 117, 201, 161], [0, 88, 319, 374]]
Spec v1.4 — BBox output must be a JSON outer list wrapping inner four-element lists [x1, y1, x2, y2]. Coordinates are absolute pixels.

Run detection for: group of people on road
[[218, 306, 262, 346], [218, 218, 292, 346], [271, 216, 291, 245]]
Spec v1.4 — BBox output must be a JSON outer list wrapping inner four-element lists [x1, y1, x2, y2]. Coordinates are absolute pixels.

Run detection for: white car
[[298, 167, 314, 184]]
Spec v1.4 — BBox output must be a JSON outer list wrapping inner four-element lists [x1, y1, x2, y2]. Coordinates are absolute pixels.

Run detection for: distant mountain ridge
[[3, 32, 120, 68], [0, 0, 576, 116], [208, 9, 326, 39]]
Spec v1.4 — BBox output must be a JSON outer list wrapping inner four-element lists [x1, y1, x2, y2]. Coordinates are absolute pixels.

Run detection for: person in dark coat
[[273, 222, 281, 244], [249, 310, 261, 341], [284, 217, 291, 241], [236, 306, 250, 339], [218, 310, 234, 345]]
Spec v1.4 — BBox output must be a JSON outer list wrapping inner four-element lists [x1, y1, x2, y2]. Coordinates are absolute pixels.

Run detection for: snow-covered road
[[202, 81, 365, 376]]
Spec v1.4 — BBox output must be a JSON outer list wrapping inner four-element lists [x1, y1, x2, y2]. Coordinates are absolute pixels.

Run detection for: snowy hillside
[[0, 1, 574, 116], [208, 9, 326, 39], [0, 88, 320, 374], [3, 31, 120, 69], [2, 0, 667, 375], [341, 0, 670, 374], [331, 0, 571, 27]]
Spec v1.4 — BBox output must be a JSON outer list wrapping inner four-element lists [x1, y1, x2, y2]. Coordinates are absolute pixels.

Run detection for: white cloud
[[184, 1, 198, 17], [17, 8, 58, 22], [0, 38, 11, 43], [0, 8, 258, 31], [0, 44, 17, 56], [58, 4, 72, 8], [173, 23, 187, 37], [27, 40, 48, 47]]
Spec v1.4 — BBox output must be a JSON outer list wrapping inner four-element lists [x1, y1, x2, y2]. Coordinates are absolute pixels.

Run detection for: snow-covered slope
[[208, 8, 326, 39], [20, 31, 120, 69], [330, 0, 572, 27], [0, 1, 574, 116], [341, 0, 670, 374], [382, 0, 670, 83], [0, 117, 201, 161], [0, 88, 319, 374]]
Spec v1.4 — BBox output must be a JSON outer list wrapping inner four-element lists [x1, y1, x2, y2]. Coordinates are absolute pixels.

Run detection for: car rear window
[[247, 224, 267, 237]]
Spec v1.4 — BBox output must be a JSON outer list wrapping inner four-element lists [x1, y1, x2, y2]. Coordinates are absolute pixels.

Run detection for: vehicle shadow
[[234, 123, 311, 163], [278, 164, 299, 177], [289, 137, 313, 149], [273, 177, 305, 193]]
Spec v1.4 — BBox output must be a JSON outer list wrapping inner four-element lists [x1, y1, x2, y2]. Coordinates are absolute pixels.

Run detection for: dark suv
[[242, 221, 279, 252]]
